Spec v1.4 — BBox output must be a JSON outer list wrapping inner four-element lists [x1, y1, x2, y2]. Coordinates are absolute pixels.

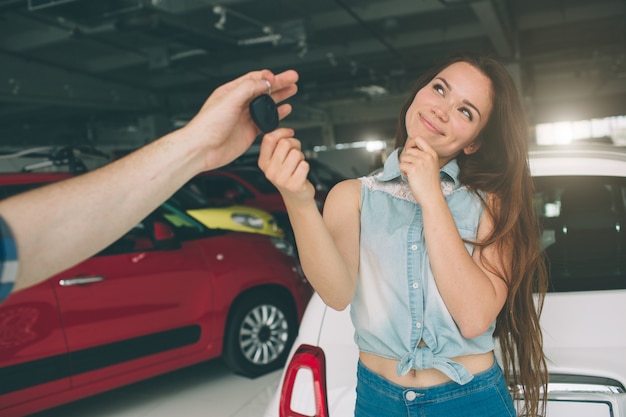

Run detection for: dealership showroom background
[[1, 0, 625, 416]]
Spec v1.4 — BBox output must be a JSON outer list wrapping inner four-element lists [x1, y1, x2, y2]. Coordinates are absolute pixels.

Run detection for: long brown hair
[[394, 53, 549, 417]]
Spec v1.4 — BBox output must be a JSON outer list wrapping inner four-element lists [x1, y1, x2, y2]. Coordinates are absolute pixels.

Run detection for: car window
[[97, 218, 157, 256], [97, 204, 208, 256], [534, 176, 626, 292], [159, 203, 207, 239], [194, 176, 255, 200]]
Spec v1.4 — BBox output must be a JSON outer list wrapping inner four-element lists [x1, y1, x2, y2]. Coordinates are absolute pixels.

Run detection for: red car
[[0, 173, 312, 417], [189, 161, 346, 245]]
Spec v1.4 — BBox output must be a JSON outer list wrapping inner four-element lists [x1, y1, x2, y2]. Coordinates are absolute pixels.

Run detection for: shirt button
[[405, 391, 417, 401], [412, 282, 419, 289], [415, 322, 422, 329], [411, 244, 418, 251]]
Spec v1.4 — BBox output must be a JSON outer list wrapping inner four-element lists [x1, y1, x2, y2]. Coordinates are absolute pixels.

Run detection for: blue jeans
[[355, 360, 516, 417]]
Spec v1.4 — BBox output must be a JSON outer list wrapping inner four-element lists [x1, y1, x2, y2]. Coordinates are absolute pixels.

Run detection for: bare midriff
[[359, 348, 495, 388]]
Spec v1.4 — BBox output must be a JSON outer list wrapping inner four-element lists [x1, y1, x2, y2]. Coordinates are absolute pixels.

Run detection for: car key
[[249, 94, 279, 133]]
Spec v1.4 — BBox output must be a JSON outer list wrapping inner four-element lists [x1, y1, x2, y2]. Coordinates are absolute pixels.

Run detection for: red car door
[[0, 279, 70, 412], [50, 218, 216, 388]]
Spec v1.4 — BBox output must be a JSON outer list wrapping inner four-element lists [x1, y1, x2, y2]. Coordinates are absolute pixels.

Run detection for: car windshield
[[308, 159, 347, 191], [168, 184, 216, 209], [231, 168, 279, 194]]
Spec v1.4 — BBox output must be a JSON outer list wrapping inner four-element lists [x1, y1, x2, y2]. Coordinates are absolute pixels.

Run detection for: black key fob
[[249, 94, 279, 133]]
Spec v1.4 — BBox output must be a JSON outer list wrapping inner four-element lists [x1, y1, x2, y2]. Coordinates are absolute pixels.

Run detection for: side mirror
[[153, 221, 180, 250]]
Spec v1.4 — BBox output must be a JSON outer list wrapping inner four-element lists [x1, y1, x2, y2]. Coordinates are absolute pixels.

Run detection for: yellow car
[[167, 184, 284, 238], [186, 205, 282, 237]]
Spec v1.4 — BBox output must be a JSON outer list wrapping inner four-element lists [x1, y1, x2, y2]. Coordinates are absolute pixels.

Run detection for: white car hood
[[541, 289, 626, 387]]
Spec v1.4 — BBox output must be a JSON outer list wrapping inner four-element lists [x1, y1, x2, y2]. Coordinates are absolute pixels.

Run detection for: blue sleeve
[[0, 215, 18, 302]]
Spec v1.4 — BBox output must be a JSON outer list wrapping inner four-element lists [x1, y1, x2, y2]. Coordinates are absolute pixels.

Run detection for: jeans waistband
[[357, 358, 504, 403]]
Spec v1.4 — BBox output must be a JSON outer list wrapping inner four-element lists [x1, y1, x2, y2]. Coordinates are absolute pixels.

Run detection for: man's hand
[[184, 69, 299, 171]]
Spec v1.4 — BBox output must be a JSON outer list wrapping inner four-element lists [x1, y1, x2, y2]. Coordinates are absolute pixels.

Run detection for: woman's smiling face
[[404, 61, 494, 165]]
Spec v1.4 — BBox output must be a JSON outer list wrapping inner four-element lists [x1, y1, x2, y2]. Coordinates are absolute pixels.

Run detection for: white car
[[264, 144, 626, 417]]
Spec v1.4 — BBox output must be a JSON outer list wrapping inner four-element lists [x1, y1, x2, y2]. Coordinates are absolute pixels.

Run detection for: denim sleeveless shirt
[[351, 149, 495, 385]]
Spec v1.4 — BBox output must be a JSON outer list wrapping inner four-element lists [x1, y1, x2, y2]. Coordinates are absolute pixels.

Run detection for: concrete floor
[[29, 359, 282, 417]]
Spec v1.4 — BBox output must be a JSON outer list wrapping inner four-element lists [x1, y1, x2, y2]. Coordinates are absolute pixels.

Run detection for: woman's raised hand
[[258, 128, 315, 204], [399, 136, 442, 205]]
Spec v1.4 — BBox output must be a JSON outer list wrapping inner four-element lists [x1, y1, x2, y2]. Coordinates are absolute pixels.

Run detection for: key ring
[[263, 79, 271, 96]]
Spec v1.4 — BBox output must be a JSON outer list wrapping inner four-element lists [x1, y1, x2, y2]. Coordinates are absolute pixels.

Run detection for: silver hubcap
[[239, 304, 289, 365]]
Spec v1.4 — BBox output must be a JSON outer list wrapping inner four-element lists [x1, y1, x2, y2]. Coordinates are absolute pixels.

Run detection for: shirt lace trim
[[361, 175, 458, 202]]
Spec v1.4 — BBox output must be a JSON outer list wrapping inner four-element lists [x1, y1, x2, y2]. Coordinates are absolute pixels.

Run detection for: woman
[[259, 54, 548, 417]]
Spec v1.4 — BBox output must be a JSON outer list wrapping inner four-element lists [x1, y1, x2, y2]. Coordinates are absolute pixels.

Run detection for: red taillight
[[279, 344, 329, 417]]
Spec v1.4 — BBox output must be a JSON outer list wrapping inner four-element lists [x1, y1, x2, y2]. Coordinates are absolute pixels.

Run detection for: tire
[[222, 290, 298, 377]]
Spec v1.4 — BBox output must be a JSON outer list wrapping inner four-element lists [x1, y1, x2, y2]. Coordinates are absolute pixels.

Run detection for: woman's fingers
[[401, 138, 438, 166], [258, 128, 293, 170], [258, 129, 301, 176], [259, 128, 309, 193]]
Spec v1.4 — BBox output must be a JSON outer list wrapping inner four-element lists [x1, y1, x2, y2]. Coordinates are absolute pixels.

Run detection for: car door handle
[[59, 276, 105, 286]]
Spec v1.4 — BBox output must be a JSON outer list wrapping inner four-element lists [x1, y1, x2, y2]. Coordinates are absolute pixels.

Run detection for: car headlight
[[231, 213, 264, 229], [270, 237, 296, 257]]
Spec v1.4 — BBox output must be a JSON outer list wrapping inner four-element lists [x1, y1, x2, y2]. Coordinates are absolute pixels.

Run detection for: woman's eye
[[433, 83, 445, 95], [460, 107, 473, 121]]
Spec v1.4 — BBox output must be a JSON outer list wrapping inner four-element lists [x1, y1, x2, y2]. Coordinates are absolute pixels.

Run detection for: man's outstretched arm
[[0, 69, 298, 296]]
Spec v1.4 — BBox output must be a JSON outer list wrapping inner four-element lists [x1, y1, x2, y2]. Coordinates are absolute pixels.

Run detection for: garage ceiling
[[0, 0, 624, 150]]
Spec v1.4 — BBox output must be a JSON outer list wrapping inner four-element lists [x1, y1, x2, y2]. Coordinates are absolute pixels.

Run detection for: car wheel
[[223, 290, 298, 377]]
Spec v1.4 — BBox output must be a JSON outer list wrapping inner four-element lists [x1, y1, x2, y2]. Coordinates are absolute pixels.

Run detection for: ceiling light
[[355, 85, 388, 97], [213, 6, 226, 30], [366, 140, 386, 152], [327, 52, 337, 67], [297, 39, 308, 58], [237, 34, 282, 46]]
